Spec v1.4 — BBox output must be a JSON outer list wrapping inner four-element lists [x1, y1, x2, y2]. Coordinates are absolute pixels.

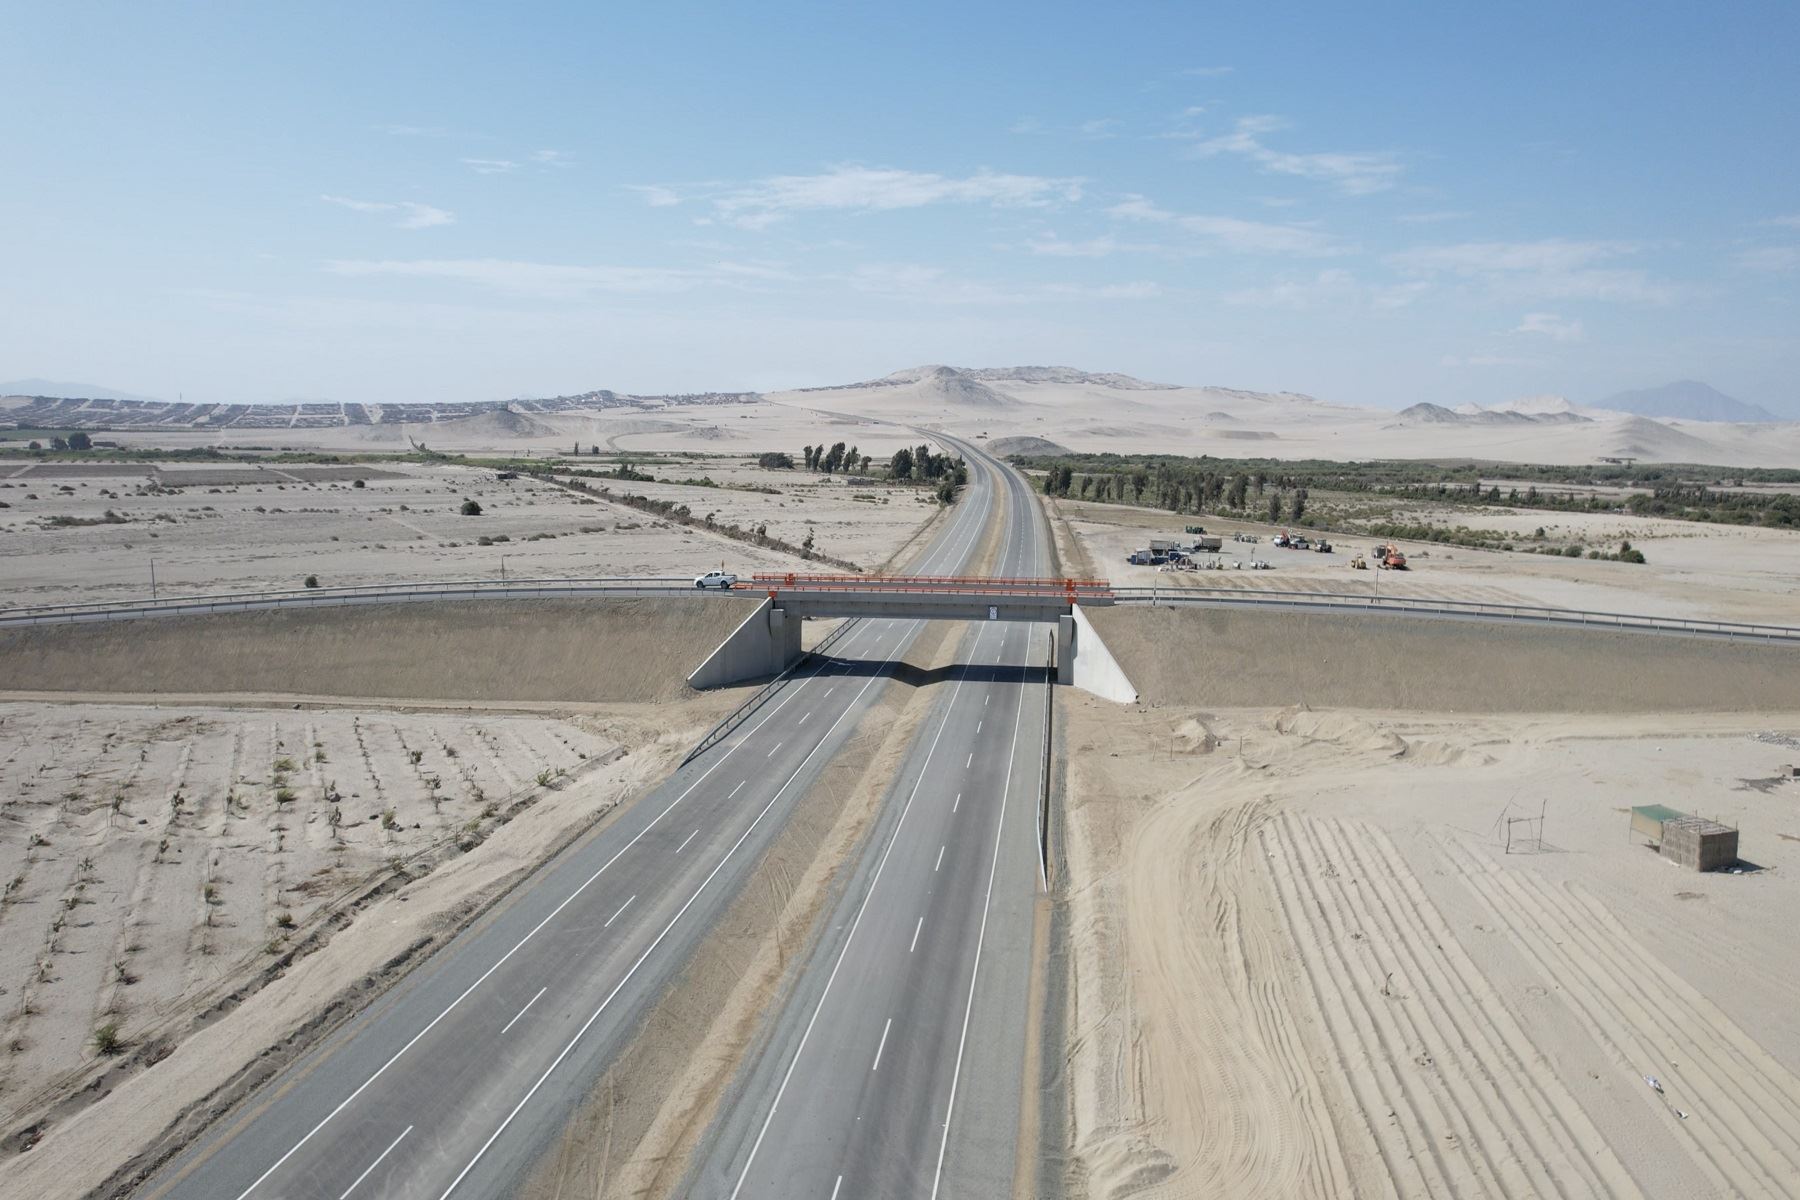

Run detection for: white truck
[[693, 569, 738, 589]]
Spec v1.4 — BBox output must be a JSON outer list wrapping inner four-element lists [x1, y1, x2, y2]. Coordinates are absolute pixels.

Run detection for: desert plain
[[2, 371, 1798, 1198]]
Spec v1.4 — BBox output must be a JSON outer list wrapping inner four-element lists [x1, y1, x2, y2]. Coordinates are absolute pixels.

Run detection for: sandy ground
[[1059, 692, 1800, 1200], [0, 455, 943, 610], [1054, 496, 1800, 627], [0, 686, 737, 1198], [0, 700, 623, 1131]]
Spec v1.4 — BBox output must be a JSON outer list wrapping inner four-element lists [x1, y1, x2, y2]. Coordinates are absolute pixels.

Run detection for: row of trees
[[801, 442, 873, 474], [1041, 459, 1307, 522]]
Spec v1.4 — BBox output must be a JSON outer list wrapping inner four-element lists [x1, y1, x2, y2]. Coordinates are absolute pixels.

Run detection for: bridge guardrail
[[1109, 586, 1800, 642], [681, 617, 864, 767]]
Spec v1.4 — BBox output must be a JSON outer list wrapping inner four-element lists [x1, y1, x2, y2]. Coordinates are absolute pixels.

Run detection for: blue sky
[[3, 1, 1797, 411]]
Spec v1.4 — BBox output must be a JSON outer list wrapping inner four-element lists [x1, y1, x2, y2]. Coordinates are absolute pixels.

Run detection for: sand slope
[[0, 597, 757, 705]]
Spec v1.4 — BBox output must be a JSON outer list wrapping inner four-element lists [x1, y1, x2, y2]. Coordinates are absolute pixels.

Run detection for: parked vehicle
[[1313, 539, 1332, 553], [694, 569, 738, 589], [1192, 536, 1224, 553]]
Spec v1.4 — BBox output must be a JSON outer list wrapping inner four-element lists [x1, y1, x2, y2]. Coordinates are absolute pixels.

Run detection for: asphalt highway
[[138, 442, 1016, 1200], [687, 440, 1054, 1199]]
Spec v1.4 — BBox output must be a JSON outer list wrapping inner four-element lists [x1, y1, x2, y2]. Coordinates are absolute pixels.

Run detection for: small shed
[[1630, 805, 1739, 872]]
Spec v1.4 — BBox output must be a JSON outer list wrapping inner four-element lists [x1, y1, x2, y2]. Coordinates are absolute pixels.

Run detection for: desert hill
[[1598, 380, 1778, 423]]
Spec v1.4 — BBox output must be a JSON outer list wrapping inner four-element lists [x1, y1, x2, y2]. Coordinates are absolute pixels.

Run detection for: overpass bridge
[[687, 574, 1134, 698]]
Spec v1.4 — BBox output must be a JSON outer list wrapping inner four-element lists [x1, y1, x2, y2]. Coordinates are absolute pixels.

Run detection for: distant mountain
[[959, 365, 1177, 391], [0, 378, 164, 404], [1597, 380, 1778, 423]]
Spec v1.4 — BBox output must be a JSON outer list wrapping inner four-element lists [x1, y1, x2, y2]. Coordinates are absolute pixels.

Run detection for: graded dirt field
[[1050, 494, 1800, 628], [1060, 695, 1800, 1200], [0, 455, 945, 610]]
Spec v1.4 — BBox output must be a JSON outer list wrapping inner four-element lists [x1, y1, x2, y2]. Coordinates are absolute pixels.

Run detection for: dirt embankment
[[0, 598, 758, 706], [1086, 606, 1800, 713]]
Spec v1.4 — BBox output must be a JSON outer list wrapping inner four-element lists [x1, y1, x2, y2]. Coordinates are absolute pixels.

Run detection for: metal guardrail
[[0, 577, 712, 627], [1109, 586, 1800, 643]]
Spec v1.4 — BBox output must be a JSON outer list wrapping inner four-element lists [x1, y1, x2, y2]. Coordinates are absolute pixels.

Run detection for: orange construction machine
[[1376, 543, 1408, 570]]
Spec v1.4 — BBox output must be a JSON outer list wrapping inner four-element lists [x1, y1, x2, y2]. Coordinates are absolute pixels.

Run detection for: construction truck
[[1348, 554, 1368, 569], [1377, 543, 1408, 570]]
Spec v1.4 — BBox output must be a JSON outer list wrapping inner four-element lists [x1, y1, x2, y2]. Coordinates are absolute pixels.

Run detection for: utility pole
[[150, 559, 157, 601], [500, 556, 506, 581]]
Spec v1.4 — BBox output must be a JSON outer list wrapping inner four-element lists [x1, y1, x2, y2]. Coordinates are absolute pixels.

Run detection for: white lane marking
[[976, 720, 982, 734], [872, 1017, 893, 1072], [728, 622, 993, 1198], [953, 793, 961, 813], [500, 987, 546, 1035], [985, 695, 989, 706], [831, 1177, 843, 1200], [338, 1126, 411, 1200], [675, 829, 699, 855], [910, 916, 924, 953], [930, 624, 1032, 1200], [437, 623, 921, 1200], [729, 780, 745, 799], [799, 711, 810, 725], [226, 611, 866, 1200], [935, 844, 945, 872], [825, 686, 834, 699], [603, 895, 636, 928], [767, 741, 783, 757], [966, 752, 973, 769]]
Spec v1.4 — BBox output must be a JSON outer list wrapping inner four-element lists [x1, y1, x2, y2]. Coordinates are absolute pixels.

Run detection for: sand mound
[[1086, 606, 1800, 713], [1170, 715, 1218, 753], [433, 409, 559, 440], [1274, 705, 1407, 754], [1606, 414, 1717, 459], [0, 597, 758, 705], [988, 435, 1073, 457]]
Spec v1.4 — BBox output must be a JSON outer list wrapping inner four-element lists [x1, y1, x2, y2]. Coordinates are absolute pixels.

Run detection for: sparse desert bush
[[304, 574, 319, 588], [461, 499, 482, 516], [381, 809, 399, 831], [92, 1023, 123, 1056], [408, 749, 423, 765], [535, 769, 553, 788], [352, 478, 365, 488], [274, 787, 296, 806], [274, 757, 296, 773]]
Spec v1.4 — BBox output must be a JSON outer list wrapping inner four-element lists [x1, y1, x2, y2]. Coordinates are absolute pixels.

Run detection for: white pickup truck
[[694, 569, 738, 589]]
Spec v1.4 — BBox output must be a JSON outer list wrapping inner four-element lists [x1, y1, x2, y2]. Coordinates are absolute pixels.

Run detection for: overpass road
[[136, 438, 1024, 1199], [685, 440, 1054, 1199]]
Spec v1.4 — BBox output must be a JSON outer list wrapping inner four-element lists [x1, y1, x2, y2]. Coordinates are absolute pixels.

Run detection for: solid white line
[[603, 895, 636, 928], [729, 780, 745, 798], [935, 844, 945, 872], [930, 624, 1031, 1199], [675, 828, 699, 855], [437, 623, 922, 1200], [872, 1017, 893, 1071], [338, 1126, 411, 1200], [226, 610, 866, 1200], [728, 623, 993, 1198], [910, 916, 924, 953], [500, 987, 546, 1035]]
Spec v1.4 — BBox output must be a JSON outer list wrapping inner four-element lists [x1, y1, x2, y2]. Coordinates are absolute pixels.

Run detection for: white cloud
[[1392, 239, 1680, 304], [1768, 214, 1800, 229], [1077, 118, 1120, 140], [1735, 245, 1800, 273], [320, 195, 454, 229], [1188, 115, 1402, 196], [845, 263, 1158, 305], [1511, 311, 1585, 341], [323, 258, 717, 299], [1397, 210, 1473, 224], [531, 149, 574, 167], [1227, 269, 1427, 310], [709, 164, 1084, 229], [1441, 353, 1543, 368], [461, 158, 516, 175], [1183, 66, 1234, 78], [1026, 234, 1152, 258], [1108, 194, 1340, 256], [625, 184, 682, 207], [374, 124, 449, 137]]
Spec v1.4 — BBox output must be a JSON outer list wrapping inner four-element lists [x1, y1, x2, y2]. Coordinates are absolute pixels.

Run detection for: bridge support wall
[[687, 597, 803, 689], [1068, 604, 1137, 703]]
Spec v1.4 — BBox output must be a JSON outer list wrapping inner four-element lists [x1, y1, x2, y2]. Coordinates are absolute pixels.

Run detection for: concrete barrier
[[686, 598, 804, 689]]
